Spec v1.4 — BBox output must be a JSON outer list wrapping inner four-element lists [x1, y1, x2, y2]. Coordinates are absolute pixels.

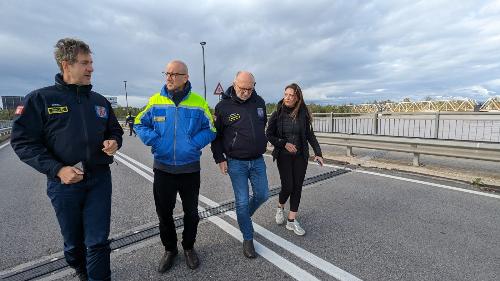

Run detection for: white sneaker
[[286, 219, 306, 236], [275, 208, 285, 225]]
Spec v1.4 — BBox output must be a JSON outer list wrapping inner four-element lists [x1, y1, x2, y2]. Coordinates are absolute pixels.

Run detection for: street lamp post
[[123, 80, 128, 112], [200, 41, 207, 101]]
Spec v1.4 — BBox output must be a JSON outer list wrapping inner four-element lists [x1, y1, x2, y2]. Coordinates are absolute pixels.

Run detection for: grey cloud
[[1, 0, 499, 108]]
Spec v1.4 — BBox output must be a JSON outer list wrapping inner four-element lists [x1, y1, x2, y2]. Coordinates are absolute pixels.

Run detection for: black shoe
[[74, 265, 88, 281], [243, 239, 256, 258], [158, 250, 178, 273], [184, 249, 200, 269]]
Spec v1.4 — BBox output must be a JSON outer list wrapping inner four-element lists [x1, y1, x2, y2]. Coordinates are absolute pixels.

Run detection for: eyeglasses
[[162, 72, 187, 79], [235, 84, 253, 93]]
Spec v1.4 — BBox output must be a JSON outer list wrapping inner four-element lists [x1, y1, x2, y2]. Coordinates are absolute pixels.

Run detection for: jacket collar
[[54, 73, 92, 96], [224, 85, 256, 104], [161, 80, 192, 100]]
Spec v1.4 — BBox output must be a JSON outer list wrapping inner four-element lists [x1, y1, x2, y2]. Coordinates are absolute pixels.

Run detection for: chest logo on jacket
[[47, 106, 69, 114], [154, 116, 166, 122], [228, 113, 240, 122], [95, 105, 108, 118]]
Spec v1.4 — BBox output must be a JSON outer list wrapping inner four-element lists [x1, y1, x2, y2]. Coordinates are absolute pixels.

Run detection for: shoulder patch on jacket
[[15, 105, 24, 115], [95, 105, 108, 118], [257, 108, 264, 118]]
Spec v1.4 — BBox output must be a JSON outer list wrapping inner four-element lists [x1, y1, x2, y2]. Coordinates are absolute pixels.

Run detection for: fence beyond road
[[311, 112, 500, 143]]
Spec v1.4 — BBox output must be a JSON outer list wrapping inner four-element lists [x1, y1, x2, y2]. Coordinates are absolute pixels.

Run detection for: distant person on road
[[211, 71, 269, 258], [266, 83, 323, 236], [125, 111, 136, 136], [10, 38, 123, 281], [134, 60, 216, 273]]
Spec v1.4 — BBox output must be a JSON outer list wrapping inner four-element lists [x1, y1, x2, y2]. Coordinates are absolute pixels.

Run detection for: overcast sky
[[1, 0, 500, 108]]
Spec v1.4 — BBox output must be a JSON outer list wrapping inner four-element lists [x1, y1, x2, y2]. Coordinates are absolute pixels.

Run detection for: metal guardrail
[[315, 132, 500, 166], [0, 127, 12, 137], [311, 112, 500, 143], [0, 120, 13, 129]]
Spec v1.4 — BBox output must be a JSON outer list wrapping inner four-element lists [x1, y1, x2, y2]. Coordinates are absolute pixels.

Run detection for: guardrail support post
[[413, 153, 420, 166], [346, 146, 353, 157], [373, 113, 378, 134], [330, 112, 334, 133], [434, 112, 440, 138]]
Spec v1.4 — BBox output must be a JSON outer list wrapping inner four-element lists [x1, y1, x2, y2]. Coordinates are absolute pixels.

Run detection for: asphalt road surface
[[0, 136, 499, 281]]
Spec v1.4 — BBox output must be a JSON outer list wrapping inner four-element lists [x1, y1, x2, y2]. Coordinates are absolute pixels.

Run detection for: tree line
[[1, 103, 358, 121]]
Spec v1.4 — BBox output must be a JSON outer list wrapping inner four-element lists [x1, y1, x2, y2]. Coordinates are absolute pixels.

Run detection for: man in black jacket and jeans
[[11, 38, 123, 281], [211, 71, 269, 259]]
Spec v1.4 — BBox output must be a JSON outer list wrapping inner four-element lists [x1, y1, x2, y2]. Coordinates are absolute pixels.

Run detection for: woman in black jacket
[[266, 83, 323, 236]]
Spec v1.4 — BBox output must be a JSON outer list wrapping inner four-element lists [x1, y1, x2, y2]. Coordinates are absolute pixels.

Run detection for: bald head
[[234, 71, 255, 84], [164, 60, 189, 92], [167, 60, 188, 74], [233, 71, 255, 101]]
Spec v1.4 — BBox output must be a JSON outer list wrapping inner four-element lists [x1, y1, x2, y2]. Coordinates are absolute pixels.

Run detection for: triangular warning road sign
[[214, 82, 224, 95]]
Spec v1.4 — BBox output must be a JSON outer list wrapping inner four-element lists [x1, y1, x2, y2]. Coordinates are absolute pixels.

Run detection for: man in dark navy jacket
[[211, 71, 269, 259], [11, 38, 123, 281]]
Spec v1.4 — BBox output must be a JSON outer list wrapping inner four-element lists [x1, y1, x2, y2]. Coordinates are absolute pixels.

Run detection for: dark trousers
[[128, 123, 136, 136], [47, 170, 112, 281], [277, 153, 308, 212], [153, 169, 200, 251]]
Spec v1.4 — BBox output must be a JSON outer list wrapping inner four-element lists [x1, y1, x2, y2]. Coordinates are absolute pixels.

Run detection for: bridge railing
[[311, 112, 500, 143], [315, 132, 500, 166]]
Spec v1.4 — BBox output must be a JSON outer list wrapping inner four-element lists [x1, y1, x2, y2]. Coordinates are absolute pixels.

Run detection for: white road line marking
[[115, 155, 321, 281], [114, 155, 153, 182], [0, 141, 10, 150], [266, 154, 499, 200], [0, 220, 162, 277], [0, 251, 64, 276], [201, 198, 363, 281], [118, 152, 363, 281], [116, 152, 151, 173], [40, 237, 164, 281], [353, 169, 500, 200], [207, 216, 320, 281]]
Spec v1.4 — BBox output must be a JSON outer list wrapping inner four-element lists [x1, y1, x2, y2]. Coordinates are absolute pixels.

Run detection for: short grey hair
[[54, 38, 92, 72]]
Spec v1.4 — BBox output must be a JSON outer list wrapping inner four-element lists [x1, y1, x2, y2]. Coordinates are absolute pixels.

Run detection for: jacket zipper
[[77, 86, 90, 163], [246, 108, 256, 148], [173, 107, 178, 165], [230, 132, 238, 151], [77, 87, 81, 104]]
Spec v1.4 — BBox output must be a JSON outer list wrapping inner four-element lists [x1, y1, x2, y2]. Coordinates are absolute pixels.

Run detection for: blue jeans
[[47, 170, 112, 281], [227, 156, 269, 241]]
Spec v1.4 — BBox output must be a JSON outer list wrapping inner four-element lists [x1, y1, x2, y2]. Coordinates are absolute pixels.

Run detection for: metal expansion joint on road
[[1, 169, 349, 281]]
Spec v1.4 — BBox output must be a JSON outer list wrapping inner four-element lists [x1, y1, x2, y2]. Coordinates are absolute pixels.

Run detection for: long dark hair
[[284, 83, 312, 122]]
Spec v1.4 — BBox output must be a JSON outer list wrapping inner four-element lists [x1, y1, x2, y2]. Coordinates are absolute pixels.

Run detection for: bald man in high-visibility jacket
[[135, 60, 216, 273]]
